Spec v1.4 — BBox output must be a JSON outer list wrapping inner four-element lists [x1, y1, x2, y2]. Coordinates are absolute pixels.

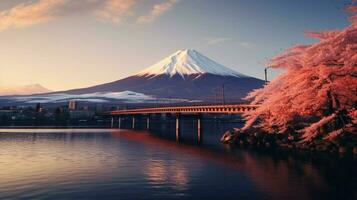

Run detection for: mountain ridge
[[0, 84, 51, 96]]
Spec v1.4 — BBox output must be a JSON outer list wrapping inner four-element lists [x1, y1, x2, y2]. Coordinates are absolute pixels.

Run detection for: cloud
[[0, 0, 178, 31], [204, 37, 231, 45], [137, 0, 179, 23], [239, 42, 256, 49], [0, 0, 68, 30], [95, 0, 138, 24]]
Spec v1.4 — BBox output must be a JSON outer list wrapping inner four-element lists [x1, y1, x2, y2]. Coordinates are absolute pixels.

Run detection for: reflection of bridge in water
[[108, 104, 258, 143], [111, 130, 324, 200]]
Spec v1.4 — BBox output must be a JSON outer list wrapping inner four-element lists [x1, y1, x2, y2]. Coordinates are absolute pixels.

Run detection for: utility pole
[[222, 84, 225, 105], [264, 67, 269, 83]]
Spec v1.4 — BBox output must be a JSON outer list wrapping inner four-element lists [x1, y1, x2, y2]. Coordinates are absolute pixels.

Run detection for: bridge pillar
[[176, 114, 180, 142], [132, 116, 136, 129], [118, 116, 121, 129], [146, 115, 150, 130], [197, 115, 202, 144], [111, 117, 114, 128]]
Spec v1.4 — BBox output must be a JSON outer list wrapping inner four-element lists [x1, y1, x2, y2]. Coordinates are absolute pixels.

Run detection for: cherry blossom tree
[[241, 6, 357, 147]]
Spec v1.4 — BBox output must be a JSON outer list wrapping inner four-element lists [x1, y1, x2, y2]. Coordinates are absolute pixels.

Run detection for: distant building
[[0, 110, 18, 117], [95, 104, 104, 113], [36, 103, 41, 113], [69, 110, 94, 119], [68, 100, 77, 110]]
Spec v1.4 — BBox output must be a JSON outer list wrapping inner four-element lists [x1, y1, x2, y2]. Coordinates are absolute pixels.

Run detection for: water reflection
[[113, 130, 357, 200], [0, 129, 355, 200], [143, 159, 189, 191]]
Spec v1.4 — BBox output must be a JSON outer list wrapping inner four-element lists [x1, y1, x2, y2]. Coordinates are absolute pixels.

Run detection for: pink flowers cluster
[[242, 6, 357, 142]]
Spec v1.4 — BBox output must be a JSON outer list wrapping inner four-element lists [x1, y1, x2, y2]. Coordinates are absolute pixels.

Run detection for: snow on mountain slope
[[2, 91, 196, 104], [0, 84, 51, 96], [136, 49, 247, 78], [10, 91, 155, 103]]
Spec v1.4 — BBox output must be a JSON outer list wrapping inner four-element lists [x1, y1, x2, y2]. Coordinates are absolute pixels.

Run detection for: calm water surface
[[0, 128, 356, 200]]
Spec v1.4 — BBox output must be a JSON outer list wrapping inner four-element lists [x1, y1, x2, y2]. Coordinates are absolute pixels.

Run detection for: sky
[[0, 0, 354, 91]]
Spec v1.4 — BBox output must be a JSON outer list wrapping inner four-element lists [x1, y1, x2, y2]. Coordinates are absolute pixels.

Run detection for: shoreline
[[221, 129, 357, 156]]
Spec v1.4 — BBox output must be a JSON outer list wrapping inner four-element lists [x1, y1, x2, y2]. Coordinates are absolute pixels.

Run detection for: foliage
[[242, 6, 357, 143]]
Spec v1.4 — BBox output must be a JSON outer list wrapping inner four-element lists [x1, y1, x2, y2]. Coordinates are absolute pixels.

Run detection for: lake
[[0, 127, 356, 200]]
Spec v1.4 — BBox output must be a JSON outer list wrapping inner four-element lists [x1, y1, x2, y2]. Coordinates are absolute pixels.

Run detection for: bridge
[[110, 104, 258, 115], [108, 104, 258, 143]]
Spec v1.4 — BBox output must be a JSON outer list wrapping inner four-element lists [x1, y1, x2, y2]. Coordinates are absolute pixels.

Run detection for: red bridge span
[[109, 104, 259, 115], [108, 104, 259, 143]]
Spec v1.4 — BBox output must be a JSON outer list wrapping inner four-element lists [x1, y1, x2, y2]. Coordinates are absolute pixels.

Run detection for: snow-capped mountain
[[58, 49, 265, 102], [0, 84, 51, 96], [137, 49, 247, 78], [1, 49, 265, 104]]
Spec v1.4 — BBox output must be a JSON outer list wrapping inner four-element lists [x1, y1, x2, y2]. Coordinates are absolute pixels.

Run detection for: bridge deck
[[110, 104, 258, 115]]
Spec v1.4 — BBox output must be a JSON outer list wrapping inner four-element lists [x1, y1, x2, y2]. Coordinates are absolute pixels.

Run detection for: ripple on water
[[0, 129, 356, 200]]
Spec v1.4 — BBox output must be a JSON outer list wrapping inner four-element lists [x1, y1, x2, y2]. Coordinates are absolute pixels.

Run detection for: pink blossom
[[241, 6, 357, 142]]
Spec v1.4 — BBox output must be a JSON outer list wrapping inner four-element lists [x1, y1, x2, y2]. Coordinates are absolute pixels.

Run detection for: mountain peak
[[175, 48, 197, 55], [0, 84, 51, 96], [136, 49, 247, 78]]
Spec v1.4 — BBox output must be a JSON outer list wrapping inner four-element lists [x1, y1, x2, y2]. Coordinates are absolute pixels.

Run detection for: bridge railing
[[109, 104, 259, 115]]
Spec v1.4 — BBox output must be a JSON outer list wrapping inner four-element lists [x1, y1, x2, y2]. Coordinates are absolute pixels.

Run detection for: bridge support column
[[197, 115, 202, 144], [146, 115, 150, 130], [118, 117, 121, 129], [132, 116, 136, 129], [111, 117, 114, 128], [176, 114, 180, 142]]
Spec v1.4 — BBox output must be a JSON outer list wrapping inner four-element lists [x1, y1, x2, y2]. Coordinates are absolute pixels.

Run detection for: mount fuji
[[60, 49, 265, 102], [0, 49, 265, 104]]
